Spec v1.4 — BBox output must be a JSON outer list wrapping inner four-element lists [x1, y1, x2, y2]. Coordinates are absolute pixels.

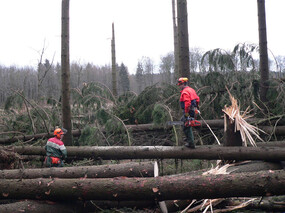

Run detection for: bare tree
[[172, 0, 179, 81], [111, 23, 118, 97], [61, 0, 72, 145], [36, 43, 55, 101], [257, 0, 269, 106], [177, 0, 190, 79]]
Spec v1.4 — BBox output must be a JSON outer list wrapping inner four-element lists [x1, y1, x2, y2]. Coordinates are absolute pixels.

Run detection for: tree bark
[[226, 197, 285, 212], [1, 120, 284, 145], [0, 161, 155, 179], [172, 0, 179, 82], [0, 200, 80, 213], [127, 121, 285, 136], [224, 115, 242, 146], [177, 0, 190, 78], [111, 22, 117, 97], [0, 200, 156, 213], [257, 0, 269, 106], [0, 170, 284, 201], [61, 0, 73, 145], [0, 130, 81, 145], [7, 146, 285, 161]]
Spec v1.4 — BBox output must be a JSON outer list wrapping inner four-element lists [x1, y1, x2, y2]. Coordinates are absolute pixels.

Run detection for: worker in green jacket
[[45, 128, 67, 167]]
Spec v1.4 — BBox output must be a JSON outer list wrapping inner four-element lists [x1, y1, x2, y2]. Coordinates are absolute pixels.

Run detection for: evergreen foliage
[[135, 62, 144, 93], [4, 92, 24, 111], [118, 63, 130, 94], [1, 43, 285, 145]]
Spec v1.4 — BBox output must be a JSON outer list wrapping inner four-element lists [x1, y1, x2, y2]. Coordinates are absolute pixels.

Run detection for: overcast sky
[[0, 0, 284, 74]]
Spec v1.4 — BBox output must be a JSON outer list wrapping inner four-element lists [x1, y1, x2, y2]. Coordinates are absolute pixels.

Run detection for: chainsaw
[[167, 110, 221, 145], [166, 119, 201, 127], [167, 108, 201, 127]]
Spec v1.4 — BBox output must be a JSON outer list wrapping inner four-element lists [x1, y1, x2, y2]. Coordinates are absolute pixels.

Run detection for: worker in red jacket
[[178, 77, 200, 148], [45, 128, 67, 167]]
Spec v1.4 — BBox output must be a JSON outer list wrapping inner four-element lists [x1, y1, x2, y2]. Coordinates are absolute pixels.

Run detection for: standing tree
[[135, 62, 144, 93], [159, 52, 174, 84], [257, 0, 269, 107], [36, 43, 54, 102], [177, 0, 190, 79], [172, 0, 179, 81], [61, 0, 72, 145], [141, 56, 154, 87], [118, 63, 130, 94], [111, 23, 118, 97]]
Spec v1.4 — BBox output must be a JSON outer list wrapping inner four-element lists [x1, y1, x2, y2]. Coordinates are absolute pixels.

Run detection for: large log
[[7, 146, 285, 161], [0, 161, 155, 179], [0, 170, 284, 201], [0, 200, 156, 213], [226, 197, 285, 212], [0, 130, 82, 145], [128, 121, 285, 136], [0, 200, 80, 213], [1, 120, 285, 145], [15, 141, 285, 163]]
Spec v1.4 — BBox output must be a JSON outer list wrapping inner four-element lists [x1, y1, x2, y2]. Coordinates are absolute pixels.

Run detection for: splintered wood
[[222, 90, 264, 147]]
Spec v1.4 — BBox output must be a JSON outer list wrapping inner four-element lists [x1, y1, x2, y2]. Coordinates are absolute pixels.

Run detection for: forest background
[[1, 0, 285, 147], [1, 43, 285, 147]]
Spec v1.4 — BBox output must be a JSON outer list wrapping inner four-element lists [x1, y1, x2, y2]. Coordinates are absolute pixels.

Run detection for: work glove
[[180, 115, 186, 122], [195, 109, 200, 115], [184, 112, 189, 117]]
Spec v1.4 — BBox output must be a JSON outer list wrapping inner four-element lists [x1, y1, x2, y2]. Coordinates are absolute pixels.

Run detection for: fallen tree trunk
[[0, 161, 155, 179], [0, 200, 156, 213], [1, 120, 284, 145], [0, 130, 82, 145], [17, 142, 285, 162], [226, 197, 285, 212], [0, 170, 284, 201], [7, 146, 285, 161], [0, 200, 80, 213], [128, 121, 285, 136]]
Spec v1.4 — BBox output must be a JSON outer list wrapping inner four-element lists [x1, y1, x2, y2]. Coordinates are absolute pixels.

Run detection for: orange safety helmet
[[177, 77, 188, 86], [54, 128, 66, 138]]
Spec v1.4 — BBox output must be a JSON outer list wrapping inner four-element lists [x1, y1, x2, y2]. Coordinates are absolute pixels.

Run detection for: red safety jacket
[[180, 86, 200, 113]]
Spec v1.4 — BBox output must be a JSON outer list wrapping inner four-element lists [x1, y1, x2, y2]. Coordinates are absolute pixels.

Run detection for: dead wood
[[0, 200, 80, 213], [0, 148, 23, 170], [223, 197, 285, 212], [0, 129, 81, 145], [6, 145, 285, 161], [0, 170, 284, 201], [0, 161, 155, 179], [0, 199, 156, 213], [1, 120, 285, 145]]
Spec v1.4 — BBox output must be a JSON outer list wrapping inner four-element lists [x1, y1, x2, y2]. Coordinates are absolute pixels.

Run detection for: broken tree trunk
[[0, 170, 284, 201], [0, 161, 155, 179], [7, 146, 285, 161], [224, 115, 242, 146]]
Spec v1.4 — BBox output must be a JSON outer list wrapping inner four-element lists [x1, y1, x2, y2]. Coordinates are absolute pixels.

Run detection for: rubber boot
[[183, 126, 195, 149]]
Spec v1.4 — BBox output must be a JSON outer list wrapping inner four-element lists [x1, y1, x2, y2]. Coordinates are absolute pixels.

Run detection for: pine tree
[[135, 62, 144, 93], [118, 63, 130, 94]]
